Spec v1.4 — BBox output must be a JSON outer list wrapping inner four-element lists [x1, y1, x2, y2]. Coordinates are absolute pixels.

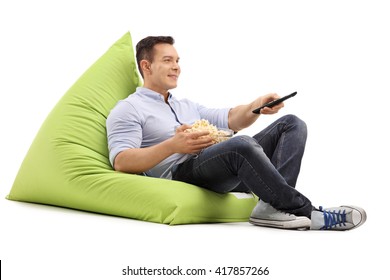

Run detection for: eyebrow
[[162, 55, 180, 61]]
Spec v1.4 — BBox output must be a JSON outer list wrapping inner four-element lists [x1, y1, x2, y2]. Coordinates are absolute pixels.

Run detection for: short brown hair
[[136, 36, 175, 78]]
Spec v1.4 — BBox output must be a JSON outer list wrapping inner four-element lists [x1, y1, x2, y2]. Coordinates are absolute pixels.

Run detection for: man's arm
[[114, 125, 214, 174], [228, 93, 283, 132], [114, 140, 176, 174]]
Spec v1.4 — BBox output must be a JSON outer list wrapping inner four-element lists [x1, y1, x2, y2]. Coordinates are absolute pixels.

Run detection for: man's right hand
[[114, 124, 214, 174], [171, 124, 214, 154]]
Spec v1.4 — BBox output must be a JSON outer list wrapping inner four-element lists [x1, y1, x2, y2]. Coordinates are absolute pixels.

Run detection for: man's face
[[145, 43, 181, 94]]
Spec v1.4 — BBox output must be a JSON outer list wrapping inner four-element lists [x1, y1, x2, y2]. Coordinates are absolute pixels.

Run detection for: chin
[[168, 83, 178, 90]]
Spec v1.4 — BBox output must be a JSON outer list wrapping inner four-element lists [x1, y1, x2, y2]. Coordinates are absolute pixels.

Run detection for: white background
[[1, 0, 389, 279]]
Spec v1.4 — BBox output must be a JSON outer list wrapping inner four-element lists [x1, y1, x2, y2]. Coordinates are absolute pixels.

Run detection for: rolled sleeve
[[106, 101, 142, 167], [198, 104, 230, 129]]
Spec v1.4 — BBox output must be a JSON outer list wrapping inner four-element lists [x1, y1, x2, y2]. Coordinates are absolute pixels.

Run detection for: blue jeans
[[172, 114, 313, 218]]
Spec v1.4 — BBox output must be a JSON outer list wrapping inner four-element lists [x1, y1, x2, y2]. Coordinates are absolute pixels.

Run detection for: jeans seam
[[189, 148, 278, 202], [276, 129, 286, 169], [255, 120, 288, 143]]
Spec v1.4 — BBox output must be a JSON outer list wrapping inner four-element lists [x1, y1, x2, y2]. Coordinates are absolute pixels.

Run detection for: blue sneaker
[[310, 205, 367, 230]]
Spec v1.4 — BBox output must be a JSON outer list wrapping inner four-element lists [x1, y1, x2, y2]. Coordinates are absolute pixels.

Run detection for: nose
[[172, 61, 180, 71]]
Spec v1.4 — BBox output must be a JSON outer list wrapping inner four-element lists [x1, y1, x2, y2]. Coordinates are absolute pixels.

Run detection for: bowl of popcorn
[[185, 119, 234, 144]]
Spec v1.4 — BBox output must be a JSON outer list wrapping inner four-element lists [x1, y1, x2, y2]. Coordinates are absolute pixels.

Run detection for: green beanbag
[[6, 32, 257, 225]]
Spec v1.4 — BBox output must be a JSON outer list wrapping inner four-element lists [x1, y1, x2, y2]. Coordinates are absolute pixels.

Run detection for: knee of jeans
[[230, 135, 262, 157], [284, 114, 307, 136], [283, 114, 305, 126]]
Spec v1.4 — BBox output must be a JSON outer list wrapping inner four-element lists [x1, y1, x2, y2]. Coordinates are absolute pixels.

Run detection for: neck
[[143, 84, 169, 103]]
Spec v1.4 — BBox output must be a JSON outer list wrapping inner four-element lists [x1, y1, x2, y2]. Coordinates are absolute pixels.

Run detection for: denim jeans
[[172, 114, 313, 218]]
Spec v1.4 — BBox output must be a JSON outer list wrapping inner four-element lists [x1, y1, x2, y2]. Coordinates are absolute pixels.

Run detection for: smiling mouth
[[168, 75, 178, 80]]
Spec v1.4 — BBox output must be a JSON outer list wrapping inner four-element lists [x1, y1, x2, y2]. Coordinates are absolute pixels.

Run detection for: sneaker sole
[[249, 216, 311, 230]]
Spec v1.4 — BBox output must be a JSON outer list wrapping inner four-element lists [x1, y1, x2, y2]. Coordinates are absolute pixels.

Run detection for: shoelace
[[319, 206, 347, 229]]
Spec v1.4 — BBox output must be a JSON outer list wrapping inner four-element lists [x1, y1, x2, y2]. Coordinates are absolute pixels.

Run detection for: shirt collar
[[136, 87, 174, 102]]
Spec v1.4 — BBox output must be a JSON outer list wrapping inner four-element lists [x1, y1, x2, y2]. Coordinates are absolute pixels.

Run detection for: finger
[[187, 135, 212, 145], [261, 107, 277, 114], [264, 93, 280, 103], [188, 130, 210, 138], [187, 139, 214, 153], [176, 124, 192, 133], [272, 102, 284, 110], [189, 141, 214, 153]]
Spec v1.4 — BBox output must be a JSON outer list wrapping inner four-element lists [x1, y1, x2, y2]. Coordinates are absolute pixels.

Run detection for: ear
[[140, 59, 151, 76]]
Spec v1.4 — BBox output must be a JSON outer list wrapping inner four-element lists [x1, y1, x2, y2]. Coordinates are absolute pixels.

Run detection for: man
[[106, 36, 366, 230]]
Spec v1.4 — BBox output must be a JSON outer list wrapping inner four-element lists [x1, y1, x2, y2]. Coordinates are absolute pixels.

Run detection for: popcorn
[[185, 119, 232, 143]]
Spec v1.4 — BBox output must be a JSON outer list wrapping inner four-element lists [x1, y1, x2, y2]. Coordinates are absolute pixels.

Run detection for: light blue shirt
[[106, 87, 230, 178]]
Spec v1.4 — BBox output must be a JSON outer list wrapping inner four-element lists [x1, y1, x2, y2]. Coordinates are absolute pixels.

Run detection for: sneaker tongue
[[310, 208, 356, 230], [309, 210, 323, 230]]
